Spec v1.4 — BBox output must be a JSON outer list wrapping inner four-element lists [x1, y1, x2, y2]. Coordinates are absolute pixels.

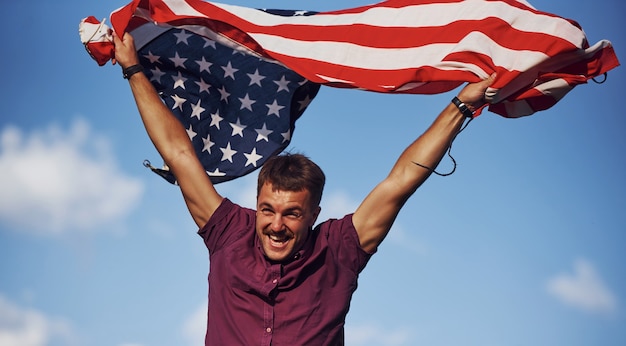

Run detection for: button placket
[[261, 264, 280, 346]]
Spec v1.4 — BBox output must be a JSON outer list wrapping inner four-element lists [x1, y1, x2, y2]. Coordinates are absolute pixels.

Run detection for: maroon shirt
[[198, 198, 372, 345]]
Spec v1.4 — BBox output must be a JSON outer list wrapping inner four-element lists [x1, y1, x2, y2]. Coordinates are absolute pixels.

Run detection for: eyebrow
[[258, 202, 303, 214]]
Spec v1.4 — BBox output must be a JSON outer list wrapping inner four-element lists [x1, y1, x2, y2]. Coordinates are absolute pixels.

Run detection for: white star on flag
[[244, 148, 263, 167]]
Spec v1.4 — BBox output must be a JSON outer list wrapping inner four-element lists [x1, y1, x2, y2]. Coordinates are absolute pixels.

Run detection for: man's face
[[256, 182, 320, 262]]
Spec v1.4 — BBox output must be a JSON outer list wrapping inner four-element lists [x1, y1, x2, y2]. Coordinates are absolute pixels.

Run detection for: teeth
[[269, 234, 288, 242]]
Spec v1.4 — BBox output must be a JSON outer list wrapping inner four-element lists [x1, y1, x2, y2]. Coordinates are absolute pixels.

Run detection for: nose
[[270, 214, 284, 232]]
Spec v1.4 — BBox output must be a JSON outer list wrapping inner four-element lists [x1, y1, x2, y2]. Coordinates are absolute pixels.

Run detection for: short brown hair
[[257, 153, 325, 206]]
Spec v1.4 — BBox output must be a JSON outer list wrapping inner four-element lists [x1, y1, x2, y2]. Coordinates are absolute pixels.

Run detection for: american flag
[[101, 0, 618, 117], [136, 23, 320, 184], [80, 0, 619, 181]]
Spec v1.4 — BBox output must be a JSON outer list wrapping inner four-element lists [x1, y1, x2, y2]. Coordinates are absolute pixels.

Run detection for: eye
[[285, 211, 302, 219], [260, 208, 274, 216]]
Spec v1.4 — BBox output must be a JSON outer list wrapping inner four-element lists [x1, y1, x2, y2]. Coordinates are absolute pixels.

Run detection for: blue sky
[[1, 0, 624, 345]]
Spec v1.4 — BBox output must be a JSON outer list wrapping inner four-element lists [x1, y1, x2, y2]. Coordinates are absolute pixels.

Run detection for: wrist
[[451, 96, 474, 118], [122, 64, 143, 80]]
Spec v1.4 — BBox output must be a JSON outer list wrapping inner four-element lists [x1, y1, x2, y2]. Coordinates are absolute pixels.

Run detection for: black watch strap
[[123, 64, 144, 79], [451, 96, 474, 118]]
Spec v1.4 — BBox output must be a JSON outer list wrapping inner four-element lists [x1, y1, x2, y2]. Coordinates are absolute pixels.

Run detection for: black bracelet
[[123, 64, 143, 79], [451, 96, 474, 118]]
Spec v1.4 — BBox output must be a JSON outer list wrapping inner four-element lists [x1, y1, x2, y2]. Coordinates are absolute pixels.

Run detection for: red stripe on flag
[[97, 0, 619, 117]]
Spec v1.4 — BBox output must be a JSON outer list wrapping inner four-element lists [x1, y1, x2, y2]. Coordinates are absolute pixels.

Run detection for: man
[[112, 31, 495, 345]]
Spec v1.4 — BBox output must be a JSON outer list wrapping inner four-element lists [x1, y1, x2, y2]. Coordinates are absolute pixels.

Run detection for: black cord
[[592, 72, 608, 84], [411, 116, 473, 176]]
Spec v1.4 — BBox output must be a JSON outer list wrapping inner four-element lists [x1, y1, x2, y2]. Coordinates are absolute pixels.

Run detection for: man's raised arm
[[353, 75, 496, 253], [113, 32, 223, 228]]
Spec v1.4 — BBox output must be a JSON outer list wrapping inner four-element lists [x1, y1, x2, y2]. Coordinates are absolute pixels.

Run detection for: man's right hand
[[457, 73, 497, 113], [111, 31, 140, 69]]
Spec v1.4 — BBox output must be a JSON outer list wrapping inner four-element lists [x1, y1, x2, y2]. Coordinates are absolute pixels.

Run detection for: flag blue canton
[[138, 26, 320, 184]]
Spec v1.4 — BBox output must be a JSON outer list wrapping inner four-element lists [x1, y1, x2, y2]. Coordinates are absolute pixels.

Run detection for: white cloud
[[346, 323, 413, 346], [231, 173, 258, 209], [386, 224, 428, 256], [0, 119, 144, 235], [546, 258, 618, 314], [181, 301, 207, 346], [0, 294, 77, 346], [319, 190, 359, 222]]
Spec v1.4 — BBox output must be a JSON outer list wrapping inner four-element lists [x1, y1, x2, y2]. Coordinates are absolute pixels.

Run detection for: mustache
[[262, 228, 293, 237]]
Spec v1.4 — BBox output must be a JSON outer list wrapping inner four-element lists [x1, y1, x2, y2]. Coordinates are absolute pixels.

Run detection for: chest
[[217, 237, 356, 294]]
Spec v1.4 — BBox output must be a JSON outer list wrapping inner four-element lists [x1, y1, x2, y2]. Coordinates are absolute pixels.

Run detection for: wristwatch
[[451, 96, 474, 118]]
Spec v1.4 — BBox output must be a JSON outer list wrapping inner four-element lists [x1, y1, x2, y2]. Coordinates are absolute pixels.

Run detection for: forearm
[[353, 102, 466, 252], [390, 74, 496, 195], [127, 71, 194, 165], [111, 31, 194, 165], [113, 32, 222, 227], [390, 102, 466, 193], [354, 75, 495, 252]]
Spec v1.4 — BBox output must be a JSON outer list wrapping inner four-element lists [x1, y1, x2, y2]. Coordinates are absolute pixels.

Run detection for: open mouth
[[266, 232, 292, 249]]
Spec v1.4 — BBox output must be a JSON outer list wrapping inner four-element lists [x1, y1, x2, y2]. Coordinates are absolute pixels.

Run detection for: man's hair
[[257, 153, 326, 207]]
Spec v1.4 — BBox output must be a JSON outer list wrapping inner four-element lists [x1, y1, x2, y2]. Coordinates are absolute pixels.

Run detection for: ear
[[310, 206, 321, 227]]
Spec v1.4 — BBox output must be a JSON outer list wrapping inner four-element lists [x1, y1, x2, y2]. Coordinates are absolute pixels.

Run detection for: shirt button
[[266, 327, 272, 333], [272, 279, 278, 284]]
